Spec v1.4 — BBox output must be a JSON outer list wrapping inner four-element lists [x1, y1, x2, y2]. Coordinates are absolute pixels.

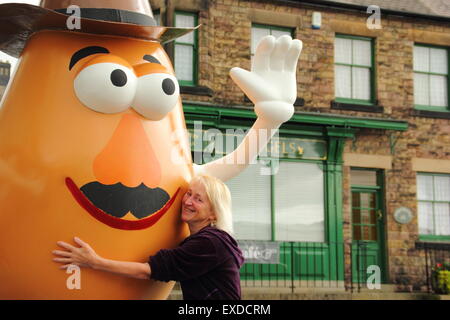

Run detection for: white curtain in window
[[430, 75, 448, 107], [335, 65, 351, 98], [175, 45, 194, 82], [434, 203, 450, 236], [414, 46, 429, 72], [434, 175, 450, 201], [153, 13, 161, 26], [251, 28, 270, 55], [274, 162, 325, 242], [418, 202, 434, 235], [335, 38, 352, 64], [430, 48, 448, 74], [352, 40, 372, 67], [417, 174, 434, 201], [175, 14, 195, 43], [414, 73, 430, 106], [352, 67, 371, 100], [226, 162, 272, 240]]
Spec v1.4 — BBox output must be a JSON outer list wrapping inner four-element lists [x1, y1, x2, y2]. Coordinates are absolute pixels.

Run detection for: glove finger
[[285, 39, 303, 72], [252, 35, 276, 73], [270, 35, 292, 71], [230, 67, 268, 102]]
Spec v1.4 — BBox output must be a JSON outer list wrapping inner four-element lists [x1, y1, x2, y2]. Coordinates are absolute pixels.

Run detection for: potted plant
[[431, 262, 450, 294]]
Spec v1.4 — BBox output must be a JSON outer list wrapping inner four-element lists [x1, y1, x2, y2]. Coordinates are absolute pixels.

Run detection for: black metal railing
[[416, 241, 450, 294], [239, 241, 370, 293], [351, 241, 375, 293]]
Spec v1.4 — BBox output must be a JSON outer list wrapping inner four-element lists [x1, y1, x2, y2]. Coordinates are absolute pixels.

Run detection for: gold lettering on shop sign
[[281, 142, 287, 155]]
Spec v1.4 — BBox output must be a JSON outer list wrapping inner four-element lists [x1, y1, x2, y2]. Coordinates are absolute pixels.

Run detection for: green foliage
[[431, 262, 450, 294]]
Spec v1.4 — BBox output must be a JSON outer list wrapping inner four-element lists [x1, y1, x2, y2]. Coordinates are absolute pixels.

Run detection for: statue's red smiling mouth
[[65, 177, 180, 230]]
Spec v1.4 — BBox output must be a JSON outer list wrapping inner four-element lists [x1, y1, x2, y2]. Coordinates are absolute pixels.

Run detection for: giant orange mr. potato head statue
[[0, 0, 302, 299]]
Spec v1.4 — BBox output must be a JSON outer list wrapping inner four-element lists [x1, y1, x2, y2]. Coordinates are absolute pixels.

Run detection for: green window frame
[[251, 24, 294, 59], [174, 11, 198, 86], [413, 44, 449, 112], [334, 34, 376, 106], [417, 172, 450, 241]]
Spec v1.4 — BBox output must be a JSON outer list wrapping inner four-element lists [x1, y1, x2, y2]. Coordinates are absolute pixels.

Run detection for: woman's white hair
[[191, 174, 233, 235]]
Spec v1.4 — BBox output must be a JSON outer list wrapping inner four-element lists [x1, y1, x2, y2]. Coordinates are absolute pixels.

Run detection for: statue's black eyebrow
[[69, 46, 110, 70], [143, 55, 161, 64]]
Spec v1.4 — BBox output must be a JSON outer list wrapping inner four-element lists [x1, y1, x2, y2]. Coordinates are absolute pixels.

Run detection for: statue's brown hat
[[0, 0, 198, 57]]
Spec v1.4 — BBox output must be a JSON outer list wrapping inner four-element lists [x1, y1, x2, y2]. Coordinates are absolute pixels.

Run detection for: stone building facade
[[149, 0, 450, 294]]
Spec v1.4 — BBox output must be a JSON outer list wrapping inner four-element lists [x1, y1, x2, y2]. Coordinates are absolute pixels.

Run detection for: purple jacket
[[148, 226, 244, 300]]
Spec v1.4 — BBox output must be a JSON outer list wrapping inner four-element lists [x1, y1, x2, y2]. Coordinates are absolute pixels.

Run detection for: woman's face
[[181, 180, 216, 226]]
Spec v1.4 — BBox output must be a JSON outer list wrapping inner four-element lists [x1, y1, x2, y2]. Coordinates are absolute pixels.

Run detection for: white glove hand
[[230, 35, 302, 125]]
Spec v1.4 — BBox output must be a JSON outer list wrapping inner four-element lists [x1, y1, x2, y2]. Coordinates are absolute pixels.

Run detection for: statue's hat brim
[[0, 3, 199, 58]]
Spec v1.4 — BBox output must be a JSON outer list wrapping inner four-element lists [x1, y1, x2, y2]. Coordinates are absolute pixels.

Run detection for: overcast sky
[[0, 0, 41, 72]]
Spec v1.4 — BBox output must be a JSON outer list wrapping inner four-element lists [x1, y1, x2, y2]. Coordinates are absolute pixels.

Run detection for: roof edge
[[253, 0, 450, 22]]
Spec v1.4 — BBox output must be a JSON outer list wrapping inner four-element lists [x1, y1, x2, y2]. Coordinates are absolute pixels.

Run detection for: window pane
[[360, 193, 373, 209], [175, 14, 195, 43], [370, 226, 377, 241], [434, 176, 450, 201], [414, 46, 429, 72], [226, 162, 272, 240], [175, 44, 194, 82], [251, 27, 270, 55], [430, 75, 448, 107], [275, 162, 325, 242], [335, 38, 352, 64], [361, 209, 371, 224], [434, 203, 450, 236], [352, 67, 371, 100], [418, 202, 434, 235], [352, 207, 361, 224], [362, 226, 371, 240], [430, 48, 448, 75], [353, 226, 362, 240], [417, 174, 434, 200], [350, 169, 377, 186], [335, 65, 351, 98], [153, 13, 161, 26], [414, 73, 430, 105], [370, 209, 377, 224], [271, 29, 292, 39], [352, 39, 371, 67]]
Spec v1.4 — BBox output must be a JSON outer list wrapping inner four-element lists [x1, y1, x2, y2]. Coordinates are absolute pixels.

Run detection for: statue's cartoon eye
[[132, 73, 180, 121], [74, 63, 137, 114]]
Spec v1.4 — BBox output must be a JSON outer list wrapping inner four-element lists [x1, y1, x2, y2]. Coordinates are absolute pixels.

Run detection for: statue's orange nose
[[93, 114, 161, 188]]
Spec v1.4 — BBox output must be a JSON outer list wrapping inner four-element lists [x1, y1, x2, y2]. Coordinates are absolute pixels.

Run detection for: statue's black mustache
[[80, 182, 170, 219]]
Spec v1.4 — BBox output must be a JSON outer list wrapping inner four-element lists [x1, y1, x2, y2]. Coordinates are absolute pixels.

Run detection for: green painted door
[[351, 188, 386, 283]]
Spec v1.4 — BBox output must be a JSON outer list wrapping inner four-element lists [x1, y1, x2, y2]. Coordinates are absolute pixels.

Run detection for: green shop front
[[183, 103, 408, 291]]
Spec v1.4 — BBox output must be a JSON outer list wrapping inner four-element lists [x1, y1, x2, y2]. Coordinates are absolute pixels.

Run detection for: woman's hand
[[53, 237, 101, 270]]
